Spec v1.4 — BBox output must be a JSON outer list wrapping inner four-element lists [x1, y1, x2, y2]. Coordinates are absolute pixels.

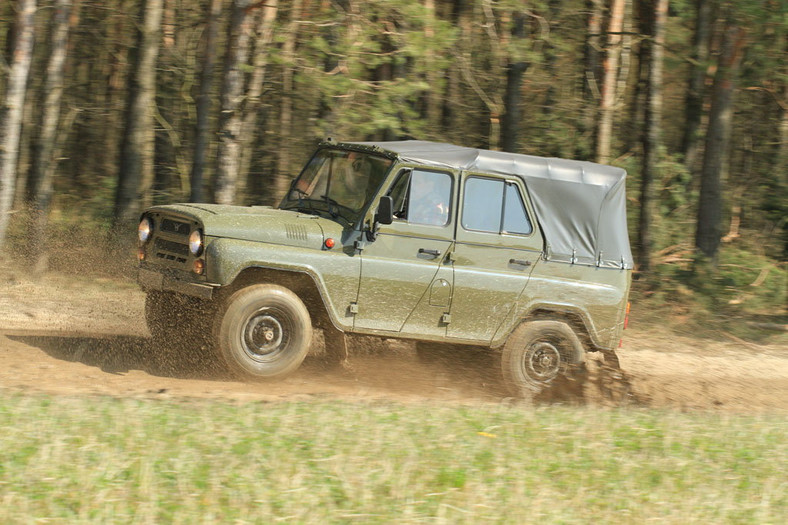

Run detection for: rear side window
[[462, 177, 533, 235]]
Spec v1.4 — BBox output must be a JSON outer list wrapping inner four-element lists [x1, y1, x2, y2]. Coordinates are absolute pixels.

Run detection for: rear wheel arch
[[497, 307, 597, 352], [527, 309, 594, 349]]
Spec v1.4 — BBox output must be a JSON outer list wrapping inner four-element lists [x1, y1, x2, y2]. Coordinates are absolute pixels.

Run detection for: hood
[[148, 203, 341, 249]]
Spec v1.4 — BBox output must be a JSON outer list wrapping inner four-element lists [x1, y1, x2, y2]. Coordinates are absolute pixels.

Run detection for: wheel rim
[[522, 341, 562, 382], [241, 308, 291, 362]]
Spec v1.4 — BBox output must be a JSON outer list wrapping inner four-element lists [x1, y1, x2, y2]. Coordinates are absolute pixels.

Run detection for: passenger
[[409, 173, 449, 226]]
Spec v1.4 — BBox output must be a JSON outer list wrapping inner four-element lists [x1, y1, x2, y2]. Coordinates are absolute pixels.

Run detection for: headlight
[[189, 229, 204, 256], [138, 217, 153, 243]]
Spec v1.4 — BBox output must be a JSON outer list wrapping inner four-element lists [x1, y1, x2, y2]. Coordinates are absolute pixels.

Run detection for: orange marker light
[[324, 238, 335, 249], [624, 301, 631, 329]]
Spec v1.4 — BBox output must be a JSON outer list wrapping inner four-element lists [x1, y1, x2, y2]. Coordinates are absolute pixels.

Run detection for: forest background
[[0, 0, 785, 334]]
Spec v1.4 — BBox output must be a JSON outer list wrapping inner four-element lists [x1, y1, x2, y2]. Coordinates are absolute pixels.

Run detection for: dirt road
[[1, 271, 787, 411]]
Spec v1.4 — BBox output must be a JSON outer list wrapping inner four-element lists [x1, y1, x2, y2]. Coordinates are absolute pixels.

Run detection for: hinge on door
[[349, 302, 359, 314], [441, 313, 451, 324], [446, 251, 456, 263]]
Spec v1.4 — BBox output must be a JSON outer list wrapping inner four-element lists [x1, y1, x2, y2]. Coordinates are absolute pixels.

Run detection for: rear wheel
[[502, 320, 584, 397], [215, 284, 312, 380]]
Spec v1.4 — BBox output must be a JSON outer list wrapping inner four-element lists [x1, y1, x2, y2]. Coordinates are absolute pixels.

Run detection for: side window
[[462, 177, 503, 232], [462, 177, 533, 235], [387, 169, 452, 227], [388, 170, 411, 219], [502, 183, 533, 235]]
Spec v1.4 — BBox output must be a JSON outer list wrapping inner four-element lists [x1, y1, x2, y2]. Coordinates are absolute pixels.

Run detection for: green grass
[[1, 395, 786, 523]]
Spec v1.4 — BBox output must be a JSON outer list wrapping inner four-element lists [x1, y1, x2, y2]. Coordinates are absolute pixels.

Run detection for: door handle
[[509, 258, 532, 267], [419, 248, 442, 258]]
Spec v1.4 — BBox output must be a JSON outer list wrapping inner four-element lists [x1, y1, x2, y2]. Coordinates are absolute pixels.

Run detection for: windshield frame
[[280, 146, 396, 228]]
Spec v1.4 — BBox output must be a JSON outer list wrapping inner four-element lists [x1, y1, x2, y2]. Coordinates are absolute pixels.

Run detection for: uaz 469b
[[137, 140, 632, 397]]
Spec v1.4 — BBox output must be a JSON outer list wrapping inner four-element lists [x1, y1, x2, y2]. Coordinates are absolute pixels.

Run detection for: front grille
[[161, 218, 191, 236], [143, 213, 199, 269], [153, 238, 189, 262]]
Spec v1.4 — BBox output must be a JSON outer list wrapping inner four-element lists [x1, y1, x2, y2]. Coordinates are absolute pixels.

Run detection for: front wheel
[[215, 284, 312, 381], [501, 320, 584, 397]]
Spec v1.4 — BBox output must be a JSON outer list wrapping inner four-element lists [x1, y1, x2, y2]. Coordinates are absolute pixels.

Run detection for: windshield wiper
[[293, 187, 308, 198], [312, 195, 356, 226], [282, 187, 319, 215], [321, 195, 340, 218]]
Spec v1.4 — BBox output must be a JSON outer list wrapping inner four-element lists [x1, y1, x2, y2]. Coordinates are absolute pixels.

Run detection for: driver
[[332, 152, 370, 209]]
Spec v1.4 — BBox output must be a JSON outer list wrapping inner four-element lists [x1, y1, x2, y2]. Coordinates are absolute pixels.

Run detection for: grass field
[[1, 394, 785, 524]]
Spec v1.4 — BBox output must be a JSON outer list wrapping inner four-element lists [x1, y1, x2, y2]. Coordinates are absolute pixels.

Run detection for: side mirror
[[375, 196, 394, 225], [366, 196, 394, 242]]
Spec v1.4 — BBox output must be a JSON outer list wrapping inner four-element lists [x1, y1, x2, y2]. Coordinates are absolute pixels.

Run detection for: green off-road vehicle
[[137, 140, 632, 397]]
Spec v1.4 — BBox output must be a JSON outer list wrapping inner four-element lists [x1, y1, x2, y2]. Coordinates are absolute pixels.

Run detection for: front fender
[[205, 238, 360, 330]]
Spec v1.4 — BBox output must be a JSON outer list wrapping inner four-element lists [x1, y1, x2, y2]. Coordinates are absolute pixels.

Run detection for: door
[[447, 174, 543, 342], [354, 168, 455, 335]]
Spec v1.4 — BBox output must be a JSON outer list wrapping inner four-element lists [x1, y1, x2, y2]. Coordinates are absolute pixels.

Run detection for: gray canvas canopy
[[348, 140, 633, 270]]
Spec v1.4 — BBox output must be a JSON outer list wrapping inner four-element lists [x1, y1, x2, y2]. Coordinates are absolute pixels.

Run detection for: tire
[[501, 320, 585, 397], [215, 284, 312, 380]]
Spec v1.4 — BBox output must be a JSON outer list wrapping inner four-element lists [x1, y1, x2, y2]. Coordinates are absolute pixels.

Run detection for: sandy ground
[[1, 270, 787, 412]]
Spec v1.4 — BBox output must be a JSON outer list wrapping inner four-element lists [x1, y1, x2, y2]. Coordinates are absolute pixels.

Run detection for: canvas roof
[[347, 140, 633, 269]]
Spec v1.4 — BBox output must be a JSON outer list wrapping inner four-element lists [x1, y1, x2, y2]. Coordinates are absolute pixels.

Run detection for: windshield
[[280, 148, 394, 225]]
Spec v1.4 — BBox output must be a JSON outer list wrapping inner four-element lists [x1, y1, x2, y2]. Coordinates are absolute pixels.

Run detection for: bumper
[[138, 267, 216, 300]]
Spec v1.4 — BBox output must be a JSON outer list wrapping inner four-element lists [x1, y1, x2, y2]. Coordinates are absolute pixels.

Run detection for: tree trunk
[[153, 0, 190, 204], [618, 0, 637, 152], [441, 0, 465, 143], [637, 0, 668, 274], [275, 0, 303, 183], [0, 0, 36, 249], [780, 83, 788, 175], [213, 0, 255, 205], [583, 0, 603, 157], [779, 82, 788, 257], [596, 0, 625, 164], [501, 11, 528, 154], [695, 24, 746, 261], [190, 0, 223, 203], [239, 0, 279, 204], [616, 0, 633, 102], [28, 0, 77, 274], [101, 0, 135, 196], [112, 0, 164, 228], [423, 0, 442, 139], [682, 0, 713, 173]]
